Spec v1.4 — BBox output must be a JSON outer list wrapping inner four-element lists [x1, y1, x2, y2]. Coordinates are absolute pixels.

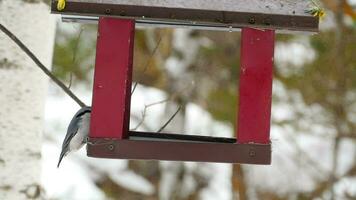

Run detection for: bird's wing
[[62, 117, 82, 149], [58, 107, 91, 167], [57, 116, 81, 168], [61, 106, 91, 150], [57, 133, 75, 167]]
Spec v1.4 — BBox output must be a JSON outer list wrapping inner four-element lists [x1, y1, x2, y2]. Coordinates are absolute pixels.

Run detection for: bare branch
[[0, 23, 86, 108], [67, 26, 84, 90], [72, 26, 84, 64], [131, 36, 162, 95], [131, 99, 169, 131], [67, 72, 73, 89], [157, 106, 182, 133], [131, 82, 190, 131], [146, 99, 169, 107], [132, 109, 147, 131], [130, 114, 151, 131]]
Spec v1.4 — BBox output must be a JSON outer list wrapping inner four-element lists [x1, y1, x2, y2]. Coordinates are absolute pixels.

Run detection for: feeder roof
[[52, 0, 319, 32]]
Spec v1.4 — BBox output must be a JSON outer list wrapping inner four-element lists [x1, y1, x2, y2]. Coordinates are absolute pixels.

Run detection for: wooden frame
[[90, 18, 134, 139], [51, 0, 319, 32], [238, 28, 274, 144], [86, 17, 273, 164]]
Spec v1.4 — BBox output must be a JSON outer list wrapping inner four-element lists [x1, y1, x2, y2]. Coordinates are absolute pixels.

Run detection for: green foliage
[[52, 24, 97, 84], [278, 28, 356, 108], [276, 34, 295, 42], [207, 87, 237, 123], [132, 30, 166, 89]]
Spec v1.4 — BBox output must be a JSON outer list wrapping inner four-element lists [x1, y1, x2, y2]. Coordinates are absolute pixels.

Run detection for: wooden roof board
[[51, 0, 319, 32]]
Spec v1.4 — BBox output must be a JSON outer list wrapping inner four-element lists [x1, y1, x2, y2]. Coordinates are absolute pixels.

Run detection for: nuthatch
[[57, 106, 91, 168]]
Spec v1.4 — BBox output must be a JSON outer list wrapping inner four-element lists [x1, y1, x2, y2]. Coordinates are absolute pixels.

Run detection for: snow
[[42, 66, 356, 200], [244, 80, 356, 198], [110, 170, 155, 195], [199, 163, 233, 200], [130, 84, 167, 131], [159, 161, 183, 200], [43, 83, 234, 199], [336, 139, 356, 176], [334, 177, 356, 198], [275, 37, 316, 77], [165, 29, 204, 79], [41, 142, 106, 200], [41, 24, 356, 199], [43, 84, 161, 199]]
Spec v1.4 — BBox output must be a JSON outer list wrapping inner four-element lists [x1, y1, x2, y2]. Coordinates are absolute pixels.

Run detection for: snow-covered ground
[[42, 83, 233, 199], [42, 80, 356, 199], [42, 20, 356, 199]]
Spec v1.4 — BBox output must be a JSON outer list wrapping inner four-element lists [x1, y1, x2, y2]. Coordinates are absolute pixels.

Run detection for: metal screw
[[289, 18, 297, 27], [248, 17, 256, 24], [263, 18, 271, 25], [249, 149, 256, 157], [120, 10, 126, 16], [215, 18, 224, 23], [105, 8, 111, 14], [108, 144, 114, 151]]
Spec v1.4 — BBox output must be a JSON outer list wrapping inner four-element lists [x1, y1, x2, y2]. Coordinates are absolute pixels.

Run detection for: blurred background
[[1, 0, 356, 200]]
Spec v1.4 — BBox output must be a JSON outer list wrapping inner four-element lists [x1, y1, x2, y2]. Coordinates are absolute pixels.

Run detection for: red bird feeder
[[52, 0, 319, 164]]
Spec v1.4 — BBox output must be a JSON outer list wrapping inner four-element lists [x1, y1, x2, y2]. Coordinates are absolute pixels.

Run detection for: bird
[[57, 106, 91, 168]]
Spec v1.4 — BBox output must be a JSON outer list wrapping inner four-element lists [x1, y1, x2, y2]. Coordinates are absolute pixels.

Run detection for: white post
[[0, 0, 55, 199]]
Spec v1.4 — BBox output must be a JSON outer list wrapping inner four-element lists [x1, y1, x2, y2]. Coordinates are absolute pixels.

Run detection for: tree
[[0, 0, 55, 199]]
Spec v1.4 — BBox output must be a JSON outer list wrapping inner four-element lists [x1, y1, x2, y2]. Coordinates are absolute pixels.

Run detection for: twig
[[132, 83, 192, 131], [131, 114, 151, 131], [145, 99, 170, 107], [157, 106, 181, 133], [67, 72, 73, 89], [67, 26, 84, 89], [131, 36, 162, 95], [0, 23, 86, 108], [132, 109, 147, 131], [72, 26, 84, 64], [131, 99, 169, 131]]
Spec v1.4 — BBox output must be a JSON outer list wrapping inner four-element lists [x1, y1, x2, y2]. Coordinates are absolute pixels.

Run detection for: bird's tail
[[57, 151, 65, 168]]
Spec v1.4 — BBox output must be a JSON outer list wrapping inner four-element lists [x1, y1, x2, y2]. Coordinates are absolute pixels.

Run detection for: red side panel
[[237, 28, 275, 144], [90, 17, 135, 139]]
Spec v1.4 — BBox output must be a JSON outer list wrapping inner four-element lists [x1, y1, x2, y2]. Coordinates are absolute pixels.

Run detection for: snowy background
[[42, 82, 356, 200], [37, 1, 356, 199]]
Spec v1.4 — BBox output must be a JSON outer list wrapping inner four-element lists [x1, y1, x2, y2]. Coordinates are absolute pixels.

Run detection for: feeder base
[[86, 131, 271, 164]]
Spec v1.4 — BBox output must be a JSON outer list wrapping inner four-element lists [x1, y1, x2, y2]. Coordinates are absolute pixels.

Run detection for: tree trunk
[[0, 0, 55, 199]]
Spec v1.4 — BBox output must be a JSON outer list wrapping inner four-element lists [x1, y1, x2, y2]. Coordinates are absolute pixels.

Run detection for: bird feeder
[[51, 0, 319, 165]]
